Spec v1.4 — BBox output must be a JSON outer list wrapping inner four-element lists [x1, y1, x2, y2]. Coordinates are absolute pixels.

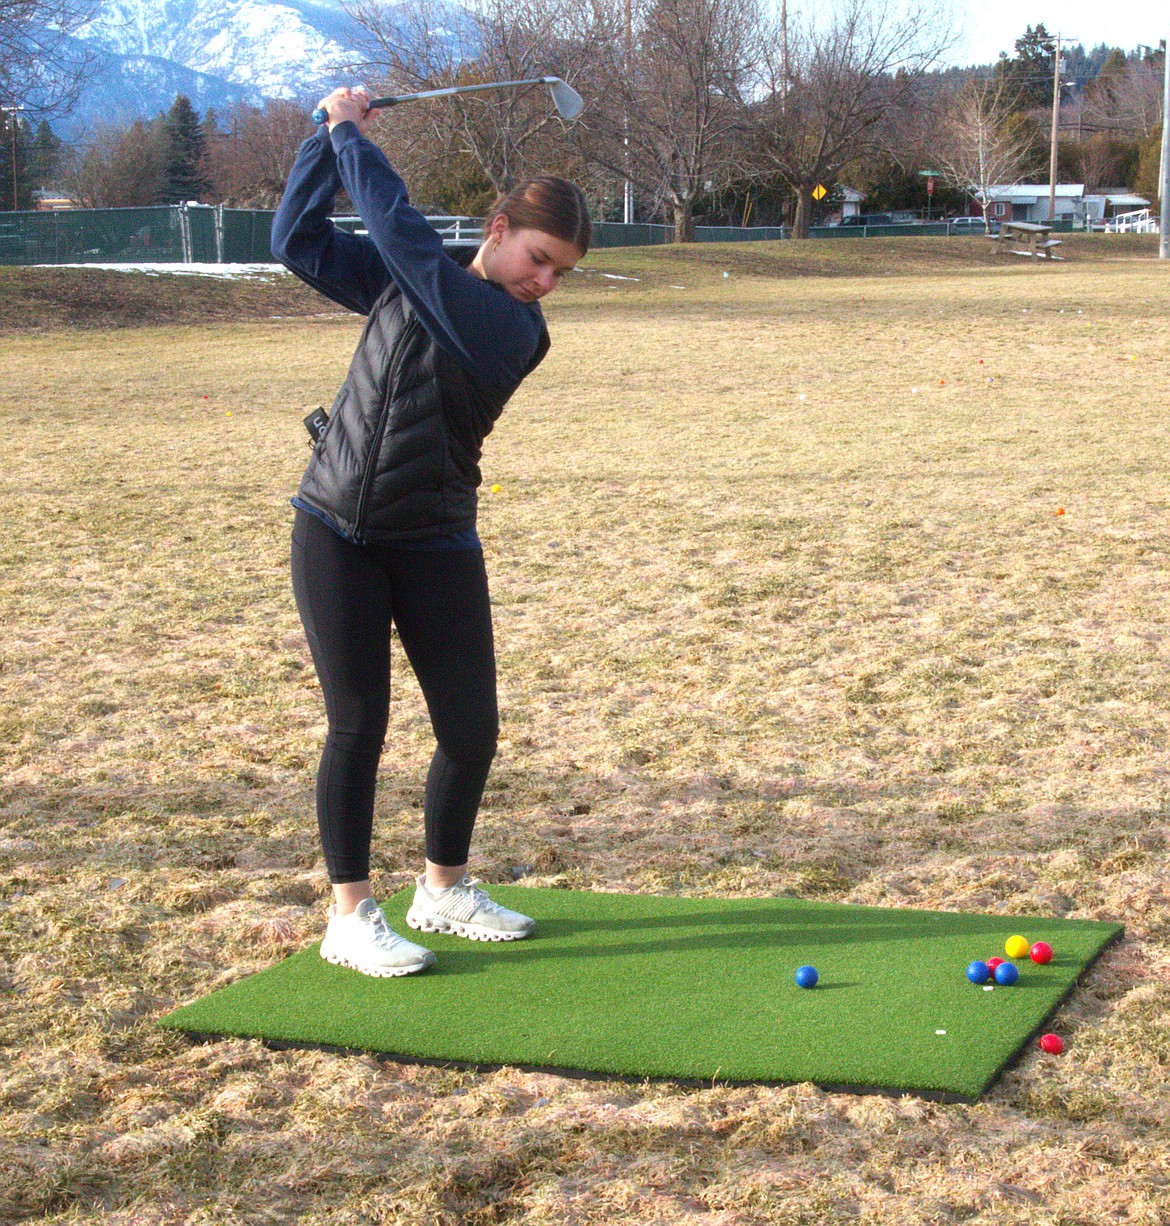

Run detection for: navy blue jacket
[[272, 123, 550, 542]]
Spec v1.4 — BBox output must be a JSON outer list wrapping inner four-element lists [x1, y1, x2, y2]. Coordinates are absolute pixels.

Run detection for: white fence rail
[[1104, 209, 1160, 234], [334, 214, 484, 245]]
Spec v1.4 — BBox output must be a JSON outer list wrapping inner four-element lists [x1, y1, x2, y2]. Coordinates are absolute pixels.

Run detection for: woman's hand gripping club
[[312, 87, 375, 134]]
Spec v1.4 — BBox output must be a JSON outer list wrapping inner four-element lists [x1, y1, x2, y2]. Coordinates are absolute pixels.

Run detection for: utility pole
[[1159, 36, 1169, 258], [1048, 33, 1061, 224], [623, 0, 634, 225]]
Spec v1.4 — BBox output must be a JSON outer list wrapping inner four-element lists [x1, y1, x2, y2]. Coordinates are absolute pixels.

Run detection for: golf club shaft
[[369, 78, 555, 110], [311, 78, 560, 126]]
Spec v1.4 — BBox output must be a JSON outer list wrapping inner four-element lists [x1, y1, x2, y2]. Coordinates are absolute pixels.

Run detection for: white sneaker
[[406, 874, 535, 942], [319, 897, 436, 977]]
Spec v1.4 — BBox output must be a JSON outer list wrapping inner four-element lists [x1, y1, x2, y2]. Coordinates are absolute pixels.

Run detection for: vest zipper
[[354, 315, 418, 540]]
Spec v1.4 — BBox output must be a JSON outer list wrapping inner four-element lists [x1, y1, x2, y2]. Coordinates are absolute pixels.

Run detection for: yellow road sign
[[812, 184, 827, 201]]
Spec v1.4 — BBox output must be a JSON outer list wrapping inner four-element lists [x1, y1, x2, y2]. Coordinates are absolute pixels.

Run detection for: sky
[[945, 0, 1167, 67]]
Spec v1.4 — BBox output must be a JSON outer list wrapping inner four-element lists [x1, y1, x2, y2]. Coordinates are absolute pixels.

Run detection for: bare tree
[[1082, 55, 1164, 141], [68, 118, 169, 206], [575, 0, 759, 241], [0, 0, 97, 115], [1071, 132, 1139, 193], [344, 0, 601, 192], [732, 0, 955, 238], [933, 76, 1040, 229], [204, 100, 315, 207]]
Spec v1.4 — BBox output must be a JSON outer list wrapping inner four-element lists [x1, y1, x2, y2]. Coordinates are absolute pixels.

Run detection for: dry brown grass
[[1, 239, 1169, 1224], [0, 264, 336, 331]]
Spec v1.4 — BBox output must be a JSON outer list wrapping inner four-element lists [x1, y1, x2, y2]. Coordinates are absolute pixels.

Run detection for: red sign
[[927, 177, 934, 196]]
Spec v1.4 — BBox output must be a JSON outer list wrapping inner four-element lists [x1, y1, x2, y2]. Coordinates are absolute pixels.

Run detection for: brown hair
[[485, 177, 592, 255]]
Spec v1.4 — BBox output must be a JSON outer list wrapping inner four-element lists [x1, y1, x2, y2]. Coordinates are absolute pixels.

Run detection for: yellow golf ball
[[1005, 935, 1030, 960], [490, 484, 502, 493]]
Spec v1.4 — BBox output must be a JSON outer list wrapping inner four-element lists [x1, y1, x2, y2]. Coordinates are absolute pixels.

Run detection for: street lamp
[[1, 104, 24, 211]]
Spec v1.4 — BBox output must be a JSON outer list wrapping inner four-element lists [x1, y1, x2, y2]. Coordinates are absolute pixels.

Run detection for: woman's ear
[[489, 213, 510, 246]]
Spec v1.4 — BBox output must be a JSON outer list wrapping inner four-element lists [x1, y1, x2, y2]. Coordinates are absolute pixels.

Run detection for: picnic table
[[988, 220, 1063, 260]]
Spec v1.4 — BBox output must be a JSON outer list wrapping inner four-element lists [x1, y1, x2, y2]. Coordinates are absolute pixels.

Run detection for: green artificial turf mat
[[161, 888, 1122, 1100]]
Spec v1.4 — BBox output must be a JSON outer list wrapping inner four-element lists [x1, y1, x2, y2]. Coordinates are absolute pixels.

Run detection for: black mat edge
[[168, 1029, 981, 1104], [974, 922, 1125, 1098]]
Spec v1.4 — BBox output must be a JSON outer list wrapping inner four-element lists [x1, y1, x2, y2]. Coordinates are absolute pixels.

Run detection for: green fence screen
[[0, 207, 184, 265], [185, 205, 217, 263], [0, 208, 1076, 266], [0, 204, 275, 265], [219, 209, 275, 263], [590, 222, 789, 247]]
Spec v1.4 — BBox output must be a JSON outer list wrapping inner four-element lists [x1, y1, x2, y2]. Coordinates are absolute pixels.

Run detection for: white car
[[949, 216, 997, 232]]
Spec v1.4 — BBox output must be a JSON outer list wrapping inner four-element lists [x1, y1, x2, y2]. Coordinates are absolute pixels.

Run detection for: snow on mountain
[[75, 0, 362, 97], [50, 0, 479, 135], [41, 32, 267, 140], [74, 0, 477, 100]]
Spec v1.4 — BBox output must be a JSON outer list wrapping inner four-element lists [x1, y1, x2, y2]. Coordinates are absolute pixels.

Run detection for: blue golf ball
[[795, 965, 819, 989], [966, 960, 991, 984], [994, 962, 1019, 986]]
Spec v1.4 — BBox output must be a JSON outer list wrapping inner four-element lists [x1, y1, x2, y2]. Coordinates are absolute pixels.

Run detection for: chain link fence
[[0, 206, 185, 264], [0, 204, 275, 265], [0, 205, 486, 265], [2, 206, 1052, 265], [591, 222, 790, 246]]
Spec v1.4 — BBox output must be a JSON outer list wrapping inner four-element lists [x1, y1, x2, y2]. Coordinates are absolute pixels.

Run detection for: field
[[2, 234, 1169, 1224]]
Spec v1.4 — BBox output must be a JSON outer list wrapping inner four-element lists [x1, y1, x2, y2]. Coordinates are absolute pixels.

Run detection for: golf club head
[[546, 78, 584, 121]]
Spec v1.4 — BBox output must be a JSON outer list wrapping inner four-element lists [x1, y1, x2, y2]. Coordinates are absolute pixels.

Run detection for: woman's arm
[[270, 127, 391, 316], [328, 121, 545, 387]]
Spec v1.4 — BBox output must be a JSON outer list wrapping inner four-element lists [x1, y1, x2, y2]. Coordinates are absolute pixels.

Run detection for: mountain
[[74, 0, 365, 98], [52, 0, 477, 138], [49, 40, 267, 139]]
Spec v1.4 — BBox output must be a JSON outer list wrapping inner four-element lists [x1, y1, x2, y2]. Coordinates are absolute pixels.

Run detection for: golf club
[[311, 77, 583, 127]]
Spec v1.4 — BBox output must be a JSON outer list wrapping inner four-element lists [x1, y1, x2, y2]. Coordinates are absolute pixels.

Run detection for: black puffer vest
[[296, 250, 550, 543]]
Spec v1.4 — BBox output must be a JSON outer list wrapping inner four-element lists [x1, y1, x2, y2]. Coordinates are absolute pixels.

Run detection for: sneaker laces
[[363, 905, 405, 949], [436, 877, 501, 922], [465, 879, 505, 914]]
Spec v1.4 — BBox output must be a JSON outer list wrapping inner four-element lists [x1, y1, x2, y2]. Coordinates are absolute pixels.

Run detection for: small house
[[829, 186, 865, 224], [972, 184, 1087, 224], [33, 190, 80, 211], [1083, 191, 1150, 223]]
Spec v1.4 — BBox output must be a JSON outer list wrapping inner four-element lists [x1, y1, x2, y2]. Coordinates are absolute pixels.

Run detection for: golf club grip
[[311, 96, 398, 125]]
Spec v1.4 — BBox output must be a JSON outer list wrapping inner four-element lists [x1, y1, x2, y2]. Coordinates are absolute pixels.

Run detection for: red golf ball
[[1030, 941, 1053, 965], [1039, 1033, 1064, 1055]]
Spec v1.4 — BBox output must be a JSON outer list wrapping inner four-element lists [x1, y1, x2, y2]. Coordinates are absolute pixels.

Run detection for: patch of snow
[[38, 262, 290, 278]]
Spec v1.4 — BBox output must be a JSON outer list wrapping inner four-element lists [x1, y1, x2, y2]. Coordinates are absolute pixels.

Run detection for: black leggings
[[290, 508, 498, 883]]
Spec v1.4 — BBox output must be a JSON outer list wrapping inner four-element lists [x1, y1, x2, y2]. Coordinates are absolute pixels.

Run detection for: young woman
[[272, 87, 590, 977]]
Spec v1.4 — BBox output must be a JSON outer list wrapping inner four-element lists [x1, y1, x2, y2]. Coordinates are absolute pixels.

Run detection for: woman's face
[[480, 216, 582, 303]]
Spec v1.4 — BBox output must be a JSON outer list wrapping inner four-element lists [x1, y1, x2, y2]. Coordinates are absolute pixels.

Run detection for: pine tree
[[995, 25, 1057, 111], [163, 95, 208, 204], [31, 121, 63, 191], [1086, 49, 1129, 112]]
